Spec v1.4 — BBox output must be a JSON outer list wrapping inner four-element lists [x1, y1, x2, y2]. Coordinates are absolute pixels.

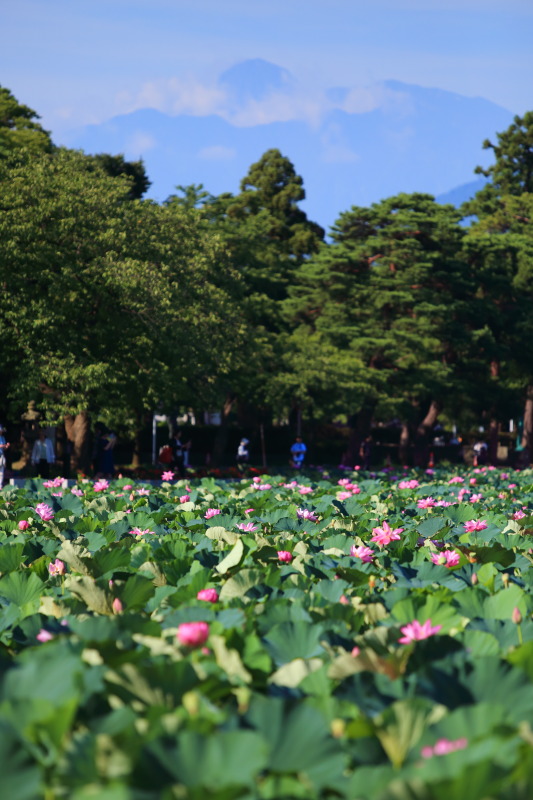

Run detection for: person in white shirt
[[290, 436, 307, 469], [31, 430, 55, 478], [237, 438, 250, 471]]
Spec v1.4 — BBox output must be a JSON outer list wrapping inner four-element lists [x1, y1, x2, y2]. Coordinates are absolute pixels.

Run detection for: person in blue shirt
[[290, 436, 307, 469]]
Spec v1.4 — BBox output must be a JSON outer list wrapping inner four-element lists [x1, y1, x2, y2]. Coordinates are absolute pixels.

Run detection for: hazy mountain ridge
[[64, 60, 513, 229]]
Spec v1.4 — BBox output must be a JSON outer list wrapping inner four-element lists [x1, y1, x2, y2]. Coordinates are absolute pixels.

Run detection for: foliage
[[0, 148, 246, 426], [0, 466, 532, 797], [0, 85, 52, 159]]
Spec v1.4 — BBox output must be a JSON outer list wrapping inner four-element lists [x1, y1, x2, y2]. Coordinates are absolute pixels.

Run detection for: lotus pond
[[0, 467, 533, 799]]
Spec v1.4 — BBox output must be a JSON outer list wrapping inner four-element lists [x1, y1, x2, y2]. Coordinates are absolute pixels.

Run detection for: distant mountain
[[218, 58, 294, 105], [63, 61, 512, 231], [436, 178, 488, 207]]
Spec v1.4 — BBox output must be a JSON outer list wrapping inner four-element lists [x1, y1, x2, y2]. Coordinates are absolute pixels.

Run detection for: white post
[[152, 413, 157, 465]]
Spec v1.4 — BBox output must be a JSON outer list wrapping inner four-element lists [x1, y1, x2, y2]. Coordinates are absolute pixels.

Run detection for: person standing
[[170, 430, 189, 478], [290, 436, 307, 469], [94, 423, 117, 478], [237, 437, 250, 471], [0, 424, 9, 488], [31, 430, 55, 478]]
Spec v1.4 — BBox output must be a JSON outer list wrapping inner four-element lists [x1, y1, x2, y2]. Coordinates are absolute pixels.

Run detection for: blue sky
[[2, 0, 532, 140]]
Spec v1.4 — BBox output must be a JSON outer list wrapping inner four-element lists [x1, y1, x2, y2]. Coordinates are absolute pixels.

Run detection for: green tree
[[90, 153, 151, 200], [167, 152, 324, 462], [0, 86, 52, 159], [0, 148, 245, 470], [284, 193, 472, 462], [465, 111, 533, 461]]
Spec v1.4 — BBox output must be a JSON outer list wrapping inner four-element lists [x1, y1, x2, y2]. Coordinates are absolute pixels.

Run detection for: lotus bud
[[331, 718, 345, 738]]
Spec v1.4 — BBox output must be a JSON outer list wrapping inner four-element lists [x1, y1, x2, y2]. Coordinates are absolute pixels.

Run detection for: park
[[0, 467, 532, 798], [2, 3, 533, 793]]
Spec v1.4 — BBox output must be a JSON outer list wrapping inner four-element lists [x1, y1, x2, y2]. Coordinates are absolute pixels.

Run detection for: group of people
[[236, 435, 307, 470], [0, 420, 310, 487]]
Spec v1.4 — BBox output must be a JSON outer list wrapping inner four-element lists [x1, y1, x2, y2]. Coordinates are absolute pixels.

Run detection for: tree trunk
[[399, 423, 411, 465], [211, 394, 236, 467], [488, 418, 500, 465], [64, 411, 92, 475], [521, 385, 533, 466], [132, 410, 143, 468], [345, 405, 374, 466], [414, 400, 440, 467]]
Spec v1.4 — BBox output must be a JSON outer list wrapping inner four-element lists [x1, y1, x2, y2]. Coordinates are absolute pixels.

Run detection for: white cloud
[[320, 123, 359, 164], [115, 77, 228, 118], [125, 131, 157, 157], [197, 145, 236, 160]]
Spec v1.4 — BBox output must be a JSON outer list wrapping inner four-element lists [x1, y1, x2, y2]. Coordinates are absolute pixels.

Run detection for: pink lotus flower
[[430, 550, 460, 568], [469, 493, 483, 502], [448, 476, 464, 484], [112, 598, 123, 614], [398, 479, 419, 489], [237, 522, 258, 532], [463, 520, 488, 532], [297, 508, 318, 521], [197, 588, 219, 603], [35, 503, 54, 521], [337, 491, 352, 501], [36, 629, 54, 643], [350, 545, 374, 562], [417, 497, 436, 509], [48, 559, 66, 576], [512, 606, 522, 624], [351, 646, 360, 657], [123, 484, 132, 490], [44, 477, 63, 489], [177, 621, 209, 647], [435, 500, 453, 507], [71, 487, 84, 496], [277, 550, 293, 563], [283, 480, 298, 488], [252, 476, 262, 483], [371, 521, 403, 547], [18, 520, 30, 531], [137, 488, 150, 496], [398, 618, 442, 644], [422, 738, 468, 758], [129, 528, 154, 536], [180, 494, 191, 503], [339, 594, 349, 605], [498, 492, 506, 499], [245, 508, 255, 514], [205, 508, 221, 519], [162, 470, 174, 481], [258, 483, 272, 490], [513, 510, 526, 520], [93, 479, 109, 492], [298, 486, 313, 495]]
